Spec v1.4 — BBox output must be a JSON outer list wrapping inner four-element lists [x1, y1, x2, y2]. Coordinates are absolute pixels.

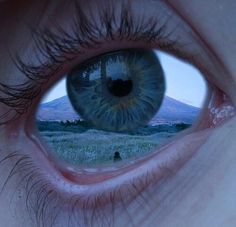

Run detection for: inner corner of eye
[[35, 48, 207, 170]]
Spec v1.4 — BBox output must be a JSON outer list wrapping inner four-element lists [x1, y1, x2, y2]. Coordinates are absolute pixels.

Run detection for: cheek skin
[[154, 116, 236, 227]]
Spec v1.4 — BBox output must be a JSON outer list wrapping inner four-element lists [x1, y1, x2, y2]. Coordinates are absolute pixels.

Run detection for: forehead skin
[[0, 1, 236, 227]]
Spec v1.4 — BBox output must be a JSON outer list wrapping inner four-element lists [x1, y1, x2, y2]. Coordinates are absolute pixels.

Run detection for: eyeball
[[36, 50, 207, 169]]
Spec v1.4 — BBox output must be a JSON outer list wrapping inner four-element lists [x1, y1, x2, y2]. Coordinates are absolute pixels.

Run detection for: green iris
[[67, 49, 165, 132]]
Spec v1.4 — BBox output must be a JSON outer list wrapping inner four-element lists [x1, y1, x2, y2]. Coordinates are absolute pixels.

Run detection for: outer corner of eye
[[33, 47, 215, 186]]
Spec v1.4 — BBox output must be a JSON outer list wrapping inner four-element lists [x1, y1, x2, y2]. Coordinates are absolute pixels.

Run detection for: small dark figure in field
[[113, 151, 122, 162]]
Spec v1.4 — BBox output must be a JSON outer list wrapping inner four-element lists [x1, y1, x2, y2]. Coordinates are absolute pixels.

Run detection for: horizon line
[[42, 94, 202, 108]]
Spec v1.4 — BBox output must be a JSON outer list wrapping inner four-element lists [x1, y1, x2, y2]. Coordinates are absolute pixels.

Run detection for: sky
[[42, 51, 207, 108]]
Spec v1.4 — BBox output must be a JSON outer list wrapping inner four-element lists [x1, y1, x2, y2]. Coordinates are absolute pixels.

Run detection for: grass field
[[40, 128, 178, 167]]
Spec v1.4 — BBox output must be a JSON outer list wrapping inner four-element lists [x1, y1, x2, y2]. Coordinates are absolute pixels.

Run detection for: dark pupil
[[107, 78, 133, 97]]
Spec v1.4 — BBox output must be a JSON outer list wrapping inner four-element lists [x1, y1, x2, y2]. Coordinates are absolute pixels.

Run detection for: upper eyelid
[[0, 1, 187, 125], [29, 0, 176, 66]]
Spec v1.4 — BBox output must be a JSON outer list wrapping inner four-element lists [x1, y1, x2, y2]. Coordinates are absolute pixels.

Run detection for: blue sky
[[42, 51, 207, 107]]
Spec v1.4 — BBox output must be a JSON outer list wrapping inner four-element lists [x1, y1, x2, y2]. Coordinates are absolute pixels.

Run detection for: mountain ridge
[[37, 95, 200, 124]]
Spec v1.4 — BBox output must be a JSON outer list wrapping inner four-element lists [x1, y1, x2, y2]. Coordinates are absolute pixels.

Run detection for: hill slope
[[37, 95, 200, 124]]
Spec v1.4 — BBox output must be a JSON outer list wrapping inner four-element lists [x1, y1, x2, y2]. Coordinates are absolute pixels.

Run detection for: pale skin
[[0, 0, 236, 226]]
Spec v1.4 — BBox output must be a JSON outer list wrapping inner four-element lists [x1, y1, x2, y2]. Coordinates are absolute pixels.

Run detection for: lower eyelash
[[0, 144, 174, 226], [0, 149, 149, 227]]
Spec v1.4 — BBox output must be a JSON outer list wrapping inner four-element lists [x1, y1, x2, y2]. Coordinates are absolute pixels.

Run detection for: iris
[[67, 49, 165, 132]]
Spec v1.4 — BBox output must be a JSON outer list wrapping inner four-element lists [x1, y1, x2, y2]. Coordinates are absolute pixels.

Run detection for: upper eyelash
[[0, 1, 177, 125]]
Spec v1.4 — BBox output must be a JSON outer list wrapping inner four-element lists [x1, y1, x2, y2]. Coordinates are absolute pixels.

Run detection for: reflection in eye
[[36, 51, 206, 169], [67, 49, 165, 132]]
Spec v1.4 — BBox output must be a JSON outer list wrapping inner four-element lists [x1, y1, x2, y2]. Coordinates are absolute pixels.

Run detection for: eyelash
[[0, 1, 182, 125]]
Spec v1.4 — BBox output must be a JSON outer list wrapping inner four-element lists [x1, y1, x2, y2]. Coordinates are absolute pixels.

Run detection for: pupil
[[107, 78, 133, 97]]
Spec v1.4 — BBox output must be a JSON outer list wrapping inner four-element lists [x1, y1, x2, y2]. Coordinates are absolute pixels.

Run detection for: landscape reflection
[[36, 52, 207, 168]]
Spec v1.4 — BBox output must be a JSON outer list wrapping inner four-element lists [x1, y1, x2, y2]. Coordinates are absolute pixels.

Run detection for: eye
[[1, 2, 235, 224], [36, 50, 206, 171]]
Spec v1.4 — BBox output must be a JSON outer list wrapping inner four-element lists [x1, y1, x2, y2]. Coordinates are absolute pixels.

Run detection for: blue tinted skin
[[0, 1, 236, 226]]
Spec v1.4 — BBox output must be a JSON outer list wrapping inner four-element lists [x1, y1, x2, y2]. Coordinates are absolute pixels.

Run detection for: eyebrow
[[0, 0, 178, 125]]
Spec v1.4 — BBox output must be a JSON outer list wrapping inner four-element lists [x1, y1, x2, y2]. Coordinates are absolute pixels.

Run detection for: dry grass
[[40, 129, 176, 167]]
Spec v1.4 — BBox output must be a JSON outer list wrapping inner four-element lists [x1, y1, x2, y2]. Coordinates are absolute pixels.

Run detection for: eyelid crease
[[0, 0, 179, 125]]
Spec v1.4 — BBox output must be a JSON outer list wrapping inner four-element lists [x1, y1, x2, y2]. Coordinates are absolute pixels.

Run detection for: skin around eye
[[1, 1, 236, 227]]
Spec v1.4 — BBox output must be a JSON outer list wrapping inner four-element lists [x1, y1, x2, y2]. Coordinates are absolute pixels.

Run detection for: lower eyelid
[[23, 125, 211, 209]]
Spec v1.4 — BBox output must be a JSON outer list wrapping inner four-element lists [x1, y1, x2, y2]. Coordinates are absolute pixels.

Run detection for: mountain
[[149, 96, 200, 125], [37, 95, 200, 124], [37, 96, 78, 121]]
